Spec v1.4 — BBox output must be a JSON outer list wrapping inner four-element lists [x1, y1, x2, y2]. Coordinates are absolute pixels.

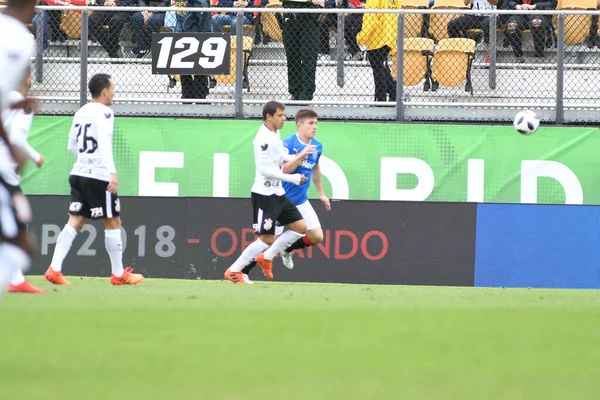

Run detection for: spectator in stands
[[89, 0, 136, 58], [181, 0, 212, 100], [32, 3, 68, 56], [282, 0, 329, 101], [505, 0, 556, 63], [211, 0, 263, 35], [318, 0, 365, 61], [164, 0, 187, 32], [584, 0, 600, 48], [357, 0, 398, 103], [447, 0, 497, 63], [131, 0, 171, 58]]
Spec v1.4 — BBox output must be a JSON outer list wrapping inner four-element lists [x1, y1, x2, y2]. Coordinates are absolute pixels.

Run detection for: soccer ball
[[513, 110, 540, 135]]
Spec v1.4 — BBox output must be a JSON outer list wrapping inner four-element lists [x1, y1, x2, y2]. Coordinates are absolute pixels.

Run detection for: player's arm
[[67, 121, 79, 156], [312, 163, 331, 211], [98, 117, 118, 194], [10, 125, 43, 167], [256, 139, 303, 185], [282, 144, 317, 174]]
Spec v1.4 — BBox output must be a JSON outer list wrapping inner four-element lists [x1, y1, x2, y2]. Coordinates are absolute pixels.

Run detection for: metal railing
[[14, 5, 600, 122]]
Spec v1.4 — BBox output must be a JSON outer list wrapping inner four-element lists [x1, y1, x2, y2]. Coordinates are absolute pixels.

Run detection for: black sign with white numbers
[[151, 33, 231, 75]]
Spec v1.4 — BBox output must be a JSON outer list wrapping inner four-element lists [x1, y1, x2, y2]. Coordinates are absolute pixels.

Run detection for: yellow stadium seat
[[392, 37, 435, 88], [431, 38, 476, 94], [262, 2, 282, 41], [213, 35, 254, 90], [429, 0, 468, 42]]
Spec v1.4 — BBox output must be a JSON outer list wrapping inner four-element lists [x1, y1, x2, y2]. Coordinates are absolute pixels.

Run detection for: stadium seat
[[391, 37, 435, 90], [558, 0, 597, 45], [213, 35, 254, 90], [402, 0, 431, 38], [429, 0, 469, 42], [60, 10, 86, 39], [431, 38, 476, 94], [262, 1, 282, 41]]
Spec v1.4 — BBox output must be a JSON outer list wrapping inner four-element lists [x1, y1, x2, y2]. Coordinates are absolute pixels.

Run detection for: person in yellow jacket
[[357, 0, 400, 102]]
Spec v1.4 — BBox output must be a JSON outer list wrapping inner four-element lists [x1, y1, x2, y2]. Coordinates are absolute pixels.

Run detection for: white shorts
[[275, 200, 321, 235]]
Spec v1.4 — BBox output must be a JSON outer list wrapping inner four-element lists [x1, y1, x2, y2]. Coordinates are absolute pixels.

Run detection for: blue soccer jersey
[[282, 133, 323, 206]]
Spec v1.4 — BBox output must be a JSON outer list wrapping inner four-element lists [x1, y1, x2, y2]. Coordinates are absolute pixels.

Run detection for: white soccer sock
[[0, 243, 30, 291], [105, 229, 124, 278], [10, 266, 26, 286], [263, 230, 304, 261], [230, 239, 269, 272], [50, 225, 78, 272]]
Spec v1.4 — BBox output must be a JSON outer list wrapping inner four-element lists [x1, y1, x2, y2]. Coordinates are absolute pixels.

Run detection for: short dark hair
[[262, 101, 285, 121], [88, 73, 112, 98], [295, 109, 318, 124]]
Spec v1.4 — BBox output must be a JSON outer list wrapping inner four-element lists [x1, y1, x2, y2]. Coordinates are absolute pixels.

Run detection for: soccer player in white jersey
[[1, 72, 46, 293], [224, 101, 308, 284], [0, 0, 41, 295], [44, 74, 144, 286], [241, 109, 328, 277]]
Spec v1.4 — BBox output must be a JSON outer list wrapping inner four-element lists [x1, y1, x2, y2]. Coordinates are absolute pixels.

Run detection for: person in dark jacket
[[181, 0, 212, 100], [131, 0, 171, 57], [505, 0, 557, 62], [89, 0, 137, 58]]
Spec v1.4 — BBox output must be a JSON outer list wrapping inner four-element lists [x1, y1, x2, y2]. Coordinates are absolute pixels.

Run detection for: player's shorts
[[0, 177, 30, 239], [275, 200, 320, 235], [69, 175, 120, 220], [251, 192, 303, 235]]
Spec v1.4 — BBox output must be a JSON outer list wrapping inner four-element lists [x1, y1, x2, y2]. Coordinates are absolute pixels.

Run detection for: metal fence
[[14, 5, 600, 123]]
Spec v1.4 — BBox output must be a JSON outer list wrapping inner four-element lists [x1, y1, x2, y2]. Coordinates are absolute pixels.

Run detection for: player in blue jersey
[[243, 109, 331, 277]]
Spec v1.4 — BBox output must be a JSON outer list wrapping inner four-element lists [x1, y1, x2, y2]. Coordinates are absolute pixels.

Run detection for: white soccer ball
[[513, 110, 540, 135]]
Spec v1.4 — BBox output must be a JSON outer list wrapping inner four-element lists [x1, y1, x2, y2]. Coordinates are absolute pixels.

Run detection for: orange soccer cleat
[[44, 266, 72, 286], [255, 253, 273, 280], [110, 267, 144, 285], [7, 281, 45, 294], [224, 268, 248, 284]]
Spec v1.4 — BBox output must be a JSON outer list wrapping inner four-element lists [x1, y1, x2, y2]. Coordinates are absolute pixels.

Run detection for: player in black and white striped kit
[[0, 0, 41, 296], [224, 101, 308, 284], [44, 74, 144, 286]]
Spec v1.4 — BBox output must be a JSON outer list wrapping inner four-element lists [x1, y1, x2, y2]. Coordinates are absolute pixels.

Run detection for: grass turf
[[0, 277, 599, 400]]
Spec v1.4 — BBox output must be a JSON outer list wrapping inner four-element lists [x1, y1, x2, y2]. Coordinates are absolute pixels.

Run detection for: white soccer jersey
[[68, 102, 116, 182], [251, 124, 300, 196], [0, 91, 39, 186], [0, 14, 34, 112]]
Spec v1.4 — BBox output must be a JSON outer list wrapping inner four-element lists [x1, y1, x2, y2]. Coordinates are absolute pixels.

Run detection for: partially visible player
[[0, 0, 41, 294], [224, 101, 308, 284], [44, 74, 144, 286], [1, 71, 46, 293], [241, 109, 329, 277]]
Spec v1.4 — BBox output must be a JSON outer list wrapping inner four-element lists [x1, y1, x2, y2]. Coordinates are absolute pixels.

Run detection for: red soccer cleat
[[7, 281, 45, 294], [110, 267, 144, 285], [44, 266, 71, 286]]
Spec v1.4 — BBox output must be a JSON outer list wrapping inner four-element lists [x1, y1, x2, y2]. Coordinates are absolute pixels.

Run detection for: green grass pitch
[[0, 277, 599, 400]]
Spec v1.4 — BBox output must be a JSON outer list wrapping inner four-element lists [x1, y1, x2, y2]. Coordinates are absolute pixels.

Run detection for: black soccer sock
[[285, 237, 312, 253], [241, 260, 257, 275]]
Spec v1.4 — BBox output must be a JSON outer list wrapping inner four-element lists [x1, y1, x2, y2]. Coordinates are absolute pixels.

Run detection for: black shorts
[[0, 177, 29, 239], [251, 192, 303, 235], [69, 175, 120, 220]]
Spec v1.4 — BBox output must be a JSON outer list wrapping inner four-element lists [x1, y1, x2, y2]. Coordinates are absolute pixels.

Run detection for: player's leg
[[224, 193, 274, 284], [255, 196, 307, 280], [4, 186, 43, 293], [104, 215, 143, 285], [279, 200, 322, 269], [0, 185, 41, 294], [44, 214, 84, 285], [45, 176, 88, 285]]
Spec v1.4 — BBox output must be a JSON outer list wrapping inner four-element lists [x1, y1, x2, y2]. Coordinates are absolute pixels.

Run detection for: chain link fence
[[7, 3, 600, 123]]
